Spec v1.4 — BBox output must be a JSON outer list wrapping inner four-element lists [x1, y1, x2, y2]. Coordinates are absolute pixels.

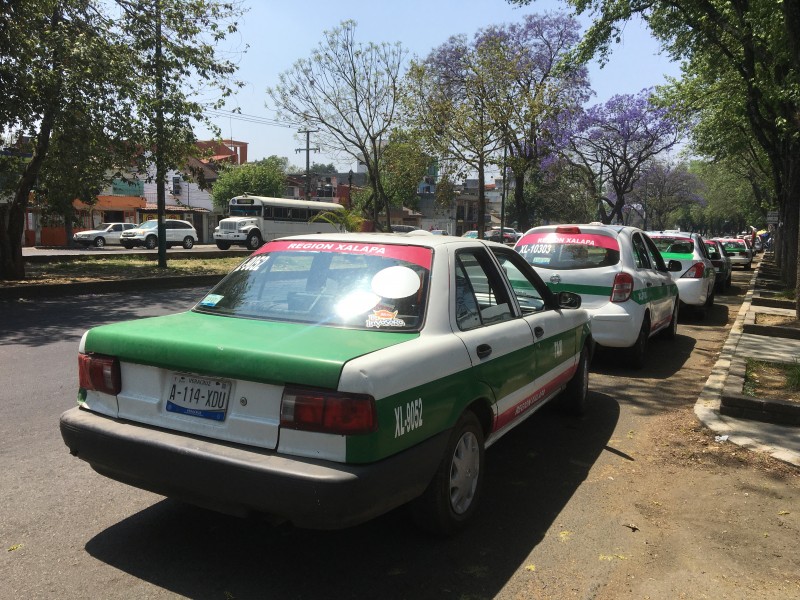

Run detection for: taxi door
[[450, 247, 538, 431], [631, 232, 672, 330]]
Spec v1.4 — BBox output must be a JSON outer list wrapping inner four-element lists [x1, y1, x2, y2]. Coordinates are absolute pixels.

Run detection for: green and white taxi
[[647, 231, 717, 317], [514, 224, 681, 368], [60, 232, 592, 534]]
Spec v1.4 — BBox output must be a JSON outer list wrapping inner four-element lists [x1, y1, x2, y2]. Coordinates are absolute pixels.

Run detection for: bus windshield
[[229, 205, 262, 217]]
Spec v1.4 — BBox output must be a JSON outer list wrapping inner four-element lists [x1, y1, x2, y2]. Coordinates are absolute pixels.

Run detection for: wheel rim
[[248, 235, 260, 249], [146, 237, 156, 249], [95, 238, 104, 247], [449, 431, 480, 514]]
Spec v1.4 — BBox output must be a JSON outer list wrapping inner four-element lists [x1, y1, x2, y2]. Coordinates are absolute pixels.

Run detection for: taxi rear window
[[650, 236, 694, 254], [194, 240, 431, 331], [515, 232, 620, 270]]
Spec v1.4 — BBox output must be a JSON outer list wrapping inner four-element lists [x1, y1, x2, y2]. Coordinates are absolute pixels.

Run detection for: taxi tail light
[[555, 226, 581, 234], [610, 272, 634, 302], [78, 353, 121, 395], [681, 262, 705, 279], [280, 387, 377, 435]]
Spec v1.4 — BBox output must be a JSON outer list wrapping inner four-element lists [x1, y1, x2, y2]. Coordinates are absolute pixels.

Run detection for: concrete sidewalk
[[694, 259, 800, 467]]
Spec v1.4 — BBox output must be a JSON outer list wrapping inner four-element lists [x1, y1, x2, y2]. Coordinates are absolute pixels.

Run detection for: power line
[[204, 109, 296, 129]]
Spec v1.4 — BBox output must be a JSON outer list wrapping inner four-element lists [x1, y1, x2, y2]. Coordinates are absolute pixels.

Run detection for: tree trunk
[[477, 156, 486, 238], [0, 8, 62, 280], [513, 173, 526, 231]]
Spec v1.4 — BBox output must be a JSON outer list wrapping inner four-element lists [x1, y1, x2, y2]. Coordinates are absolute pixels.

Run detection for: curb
[[693, 262, 800, 467]]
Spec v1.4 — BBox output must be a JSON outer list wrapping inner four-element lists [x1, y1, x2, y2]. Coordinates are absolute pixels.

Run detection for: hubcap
[[449, 431, 480, 514]]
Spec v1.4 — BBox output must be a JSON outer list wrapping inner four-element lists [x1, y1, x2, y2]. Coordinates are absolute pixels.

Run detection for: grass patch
[[774, 288, 797, 301], [744, 358, 800, 401], [9, 256, 244, 286]]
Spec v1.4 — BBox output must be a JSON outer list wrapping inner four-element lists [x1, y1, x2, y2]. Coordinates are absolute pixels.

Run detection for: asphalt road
[[0, 272, 796, 599]]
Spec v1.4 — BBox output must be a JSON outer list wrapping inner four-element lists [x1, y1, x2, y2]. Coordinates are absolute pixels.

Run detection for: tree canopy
[[0, 0, 244, 280], [211, 157, 287, 211], [267, 20, 406, 230]]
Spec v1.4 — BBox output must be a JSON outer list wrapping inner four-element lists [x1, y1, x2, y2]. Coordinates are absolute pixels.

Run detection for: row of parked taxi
[[60, 221, 758, 535], [511, 224, 758, 368]]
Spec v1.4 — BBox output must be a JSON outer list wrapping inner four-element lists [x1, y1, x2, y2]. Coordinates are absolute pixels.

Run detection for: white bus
[[214, 195, 344, 250]]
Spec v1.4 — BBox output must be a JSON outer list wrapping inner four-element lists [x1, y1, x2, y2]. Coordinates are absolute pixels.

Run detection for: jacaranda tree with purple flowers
[[404, 12, 588, 236], [404, 34, 505, 238], [566, 89, 682, 224], [478, 13, 590, 232]]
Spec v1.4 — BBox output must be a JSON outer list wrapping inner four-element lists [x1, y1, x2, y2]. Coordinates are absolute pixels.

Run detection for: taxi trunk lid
[[81, 311, 417, 450]]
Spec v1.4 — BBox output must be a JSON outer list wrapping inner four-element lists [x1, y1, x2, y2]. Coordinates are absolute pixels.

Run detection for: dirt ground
[[589, 306, 800, 600], [755, 312, 800, 329]]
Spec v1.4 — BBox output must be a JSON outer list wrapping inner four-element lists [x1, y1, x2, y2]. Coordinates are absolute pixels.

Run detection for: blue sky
[[198, 0, 681, 171]]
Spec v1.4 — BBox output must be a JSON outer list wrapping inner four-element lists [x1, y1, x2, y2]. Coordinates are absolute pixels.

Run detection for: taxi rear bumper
[[60, 406, 448, 530]]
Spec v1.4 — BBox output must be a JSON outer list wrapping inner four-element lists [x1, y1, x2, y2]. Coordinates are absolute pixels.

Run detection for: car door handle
[[476, 344, 492, 359], [534, 326, 544, 338]]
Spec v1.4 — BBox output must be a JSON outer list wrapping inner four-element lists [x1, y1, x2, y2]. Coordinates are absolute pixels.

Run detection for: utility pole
[[295, 129, 319, 200]]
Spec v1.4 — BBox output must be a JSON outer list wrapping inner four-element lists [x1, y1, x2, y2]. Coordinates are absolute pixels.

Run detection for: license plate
[[165, 373, 231, 422]]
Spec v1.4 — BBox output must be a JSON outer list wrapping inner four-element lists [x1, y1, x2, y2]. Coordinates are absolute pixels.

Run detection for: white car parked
[[715, 237, 753, 269], [120, 219, 198, 250], [73, 223, 136, 248], [515, 224, 681, 368], [647, 231, 717, 317]]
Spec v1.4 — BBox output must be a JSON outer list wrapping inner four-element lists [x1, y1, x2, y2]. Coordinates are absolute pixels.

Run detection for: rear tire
[[558, 344, 589, 416], [182, 236, 194, 249], [704, 287, 715, 308], [662, 300, 679, 340], [626, 316, 649, 369], [121, 242, 133, 249], [412, 411, 484, 536]]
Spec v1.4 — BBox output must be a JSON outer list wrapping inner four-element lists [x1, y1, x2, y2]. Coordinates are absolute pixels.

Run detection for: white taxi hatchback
[[514, 224, 681, 368], [647, 232, 717, 317]]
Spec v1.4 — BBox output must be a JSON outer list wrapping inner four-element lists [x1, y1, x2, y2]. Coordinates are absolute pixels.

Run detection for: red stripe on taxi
[[493, 364, 578, 430], [257, 240, 433, 269]]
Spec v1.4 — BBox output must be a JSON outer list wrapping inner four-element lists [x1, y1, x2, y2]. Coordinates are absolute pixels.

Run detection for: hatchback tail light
[[281, 386, 377, 435], [611, 272, 634, 302], [78, 353, 121, 395], [681, 262, 705, 279]]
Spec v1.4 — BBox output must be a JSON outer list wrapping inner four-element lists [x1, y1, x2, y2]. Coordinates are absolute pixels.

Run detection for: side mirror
[[668, 259, 683, 272], [557, 291, 582, 309]]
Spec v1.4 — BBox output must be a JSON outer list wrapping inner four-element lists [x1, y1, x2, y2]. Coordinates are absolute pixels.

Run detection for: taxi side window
[[455, 250, 513, 331], [631, 233, 652, 269], [643, 235, 669, 271]]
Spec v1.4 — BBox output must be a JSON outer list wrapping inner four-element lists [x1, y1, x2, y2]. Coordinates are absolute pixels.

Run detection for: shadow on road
[[84, 393, 620, 600], [0, 288, 205, 346]]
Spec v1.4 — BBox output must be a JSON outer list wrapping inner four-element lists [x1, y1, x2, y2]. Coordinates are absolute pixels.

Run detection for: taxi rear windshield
[[515, 232, 620, 270], [194, 241, 431, 331], [650, 236, 694, 254], [719, 240, 747, 251]]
